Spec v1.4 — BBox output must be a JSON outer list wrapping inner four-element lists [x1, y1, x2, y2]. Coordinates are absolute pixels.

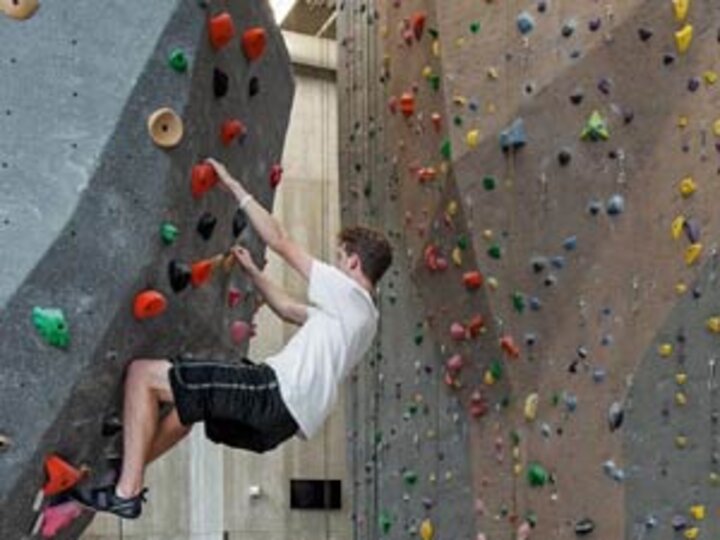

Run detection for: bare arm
[[207, 158, 313, 281]]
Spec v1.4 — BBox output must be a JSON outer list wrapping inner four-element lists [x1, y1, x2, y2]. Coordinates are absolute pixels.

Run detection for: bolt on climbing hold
[[39, 501, 83, 538], [679, 176, 697, 197], [575, 518, 596, 536], [463, 271, 484, 290], [1, 0, 38, 20], [483, 175, 497, 191], [192, 256, 222, 288], [675, 24, 693, 53], [168, 48, 188, 72], [42, 454, 87, 497], [133, 290, 167, 319], [208, 12, 236, 50], [606, 194, 625, 216], [706, 317, 720, 333], [411, 12, 426, 40], [524, 393, 539, 421], [581, 111, 609, 141], [196, 212, 217, 241], [440, 139, 452, 160], [191, 162, 219, 199], [232, 209, 248, 237], [249, 76, 260, 97], [420, 518, 434, 540], [168, 260, 192, 293], [379, 510, 393, 534], [32, 307, 70, 349], [213, 68, 230, 98], [242, 27, 267, 62], [672, 216, 686, 239], [399, 92, 415, 117], [608, 402, 624, 431], [270, 164, 283, 189], [0, 434, 11, 452], [230, 320, 252, 345], [517, 11, 536, 35], [685, 243, 702, 265], [160, 222, 179, 245], [488, 244, 502, 259], [220, 119, 247, 146], [470, 21, 481, 34], [500, 335, 520, 358], [450, 322, 466, 341], [658, 343, 674, 357], [147, 107, 184, 148], [673, 0, 690, 22], [527, 463, 548, 487], [466, 129, 480, 148], [499, 118, 527, 151], [228, 287, 243, 308]]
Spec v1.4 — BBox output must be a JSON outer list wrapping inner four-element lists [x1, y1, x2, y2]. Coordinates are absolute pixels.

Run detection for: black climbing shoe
[[71, 485, 147, 519]]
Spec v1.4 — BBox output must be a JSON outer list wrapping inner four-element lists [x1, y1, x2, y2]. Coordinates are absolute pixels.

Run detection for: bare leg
[[115, 359, 175, 498], [146, 407, 192, 464]]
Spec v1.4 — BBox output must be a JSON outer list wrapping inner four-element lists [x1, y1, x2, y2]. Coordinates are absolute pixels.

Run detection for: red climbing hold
[[228, 287, 243, 308], [208, 12, 236, 50], [242, 27, 267, 62], [411, 12, 427, 40], [500, 335, 520, 358], [424, 244, 447, 271], [463, 271, 484, 290], [133, 290, 167, 320], [400, 92, 415, 117], [191, 259, 214, 288], [418, 167, 437, 183], [43, 455, 84, 497], [431, 113, 442, 132], [220, 119, 247, 146], [469, 390, 489, 418], [191, 163, 218, 199], [269, 164, 283, 189], [467, 314, 485, 338]]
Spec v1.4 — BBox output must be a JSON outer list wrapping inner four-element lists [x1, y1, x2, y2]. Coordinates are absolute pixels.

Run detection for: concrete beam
[[282, 30, 336, 73]]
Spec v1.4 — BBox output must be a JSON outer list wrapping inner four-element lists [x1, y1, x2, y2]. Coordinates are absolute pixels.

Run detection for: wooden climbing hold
[[399, 92, 415, 117], [208, 12, 235, 50], [220, 119, 247, 146], [1, 0, 38, 20], [147, 107, 183, 148], [191, 162, 218, 199], [242, 27, 267, 61], [269, 164, 283, 189], [675, 24, 693, 53], [43, 454, 86, 497], [133, 290, 167, 320]]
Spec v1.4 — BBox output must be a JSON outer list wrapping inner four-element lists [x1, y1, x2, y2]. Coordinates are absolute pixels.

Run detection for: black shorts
[[168, 356, 299, 453]]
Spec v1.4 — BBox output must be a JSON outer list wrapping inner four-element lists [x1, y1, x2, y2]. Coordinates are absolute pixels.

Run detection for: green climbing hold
[[510, 430, 521, 446], [363, 183, 372, 198], [552, 392, 561, 406], [527, 463, 549, 487], [440, 138, 452, 160], [32, 307, 70, 349], [429, 74, 441, 91], [581, 110, 609, 141], [525, 511, 538, 528], [470, 21, 481, 34], [457, 234, 469, 251], [374, 430, 383, 444], [489, 359, 503, 380], [483, 175, 496, 191], [428, 28, 439, 39], [379, 510, 394, 534], [512, 292, 526, 313], [403, 470, 418, 486], [488, 244, 502, 259], [168, 48, 188, 72], [160, 222, 179, 245], [453, 115, 463, 127]]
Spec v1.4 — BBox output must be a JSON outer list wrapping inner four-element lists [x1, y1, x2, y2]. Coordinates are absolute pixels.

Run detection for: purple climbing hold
[[588, 18, 602, 32], [683, 218, 700, 243], [671, 515, 688, 531], [597, 78, 612, 95], [688, 77, 701, 92]]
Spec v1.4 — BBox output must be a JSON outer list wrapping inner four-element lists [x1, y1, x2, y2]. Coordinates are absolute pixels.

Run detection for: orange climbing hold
[[43, 455, 85, 497], [500, 335, 520, 358], [220, 119, 247, 146], [463, 271, 484, 290], [411, 12, 427, 40], [399, 92, 415, 117], [133, 290, 167, 320], [191, 259, 215, 288], [191, 163, 218, 199], [242, 27, 267, 61], [208, 12, 236, 50]]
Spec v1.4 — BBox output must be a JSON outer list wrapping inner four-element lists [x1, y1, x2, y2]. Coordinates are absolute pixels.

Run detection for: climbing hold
[[420, 518, 434, 540], [43, 455, 85, 497], [512, 291, 526, 313], [467, 314, 485, 338], [638, 27, 654, 41], [196, 212, 217, 241], [689, 505, 705, 520], [450, 322, 466, 341], [440, 138, 452, 160], [230, 320, 252, 345], [242, 27, 267, 62], [679, 176, 697, 197], [399, 92, 415, 117], [270, 164, 283, 189], [463, 271, 483, 290], [527, 463, 548, 487], [500, 335, 520, 358], [191, 162, 219, 199], [563, 236, 578, 251], [676, 372, 688, 384], [160, 222, 179, 245], [411, 12, 426, 40], [684, 528, 699, 539], [220, 119, 247, 146], [133, 290, 167, 319], [208, 12, 236, 50], [606, 194, 625, 216], [658, 343, 673, 357], [168, 48, 188, 72], [575, 518, 596, 536], [191, 258, 217, 288], [516, 11, 536, 35], [466, 129, 480, 148], [706, 317, 720, 333], [685, 243, 702, 265], [232, 208, 248, 237], [683, 219, 700, 243], [430, 112, 442, 132], [168, 260, 192, 293], [32, 307, 70, 349], [248, 76, 260, 97], [561, 21, 576, 38], [673, 0, 690, 22], [469, 390, 488, 417], [672, 216, 686, 239], [1, 0, 38, 20], [483, 175, 497, 191], [228, 287, 243, 308], [470, 21, 481, 34], [608, 402, 624, 431], [524, 393, 539, 421], [499, 118, 527, 151], [40, 501, 83, 538], [581, 111, 609, 141], [488, 243, 502, 259], [213, 68, 229, 98], [675, 24, 693, 53], [558, 149, 572, 166], [402, 469, 418, 486], [0, 434, 11, 452], [147, 108, 184, 148], [379, 510, 393, 534]]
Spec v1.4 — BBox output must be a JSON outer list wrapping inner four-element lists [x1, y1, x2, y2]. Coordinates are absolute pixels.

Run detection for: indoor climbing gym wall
[[339, 1, 720, 539], [0, 1, 292, 538]]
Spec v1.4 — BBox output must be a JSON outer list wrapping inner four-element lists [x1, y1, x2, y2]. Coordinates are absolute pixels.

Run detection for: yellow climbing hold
[[524, 393, 539, 421], [483, 229, 493, 240], [673, 0, 690, 22], [446, 200, 458, 216], [675, 392, 687, 406], [714, 119, 720, 137], [453, 95, 467, 107], [484, 370, 496, 386], [676, 373, 688, 385], [466, 129, 480, 148], [432, 39, 440, 57], [685, 243, 702, 266], [675, 24, 693, 53], [672, 216, 686, 239], [676, 435, 688, 449], [679, 177, 697, 197], [689, 505, 705, 520], [452, 247, 463, 266], [704, 71, 718, 84], [420, 519, 434, 540], [487, 66, 499, 79], [710, 472, 720, 485], [683, 527, 699, 540], [422, 66, 433, 79], [486, 276, 499, 290], [513, 463, 523, 476], [678, 116, 689, 128], [659, 343, 674, 357], [706, 317, 720, 333], [455, 37, 466, 47], [676, 282, 688, 295]]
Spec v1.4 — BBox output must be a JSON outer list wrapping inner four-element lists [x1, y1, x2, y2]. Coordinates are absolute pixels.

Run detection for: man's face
[[335, 243, 352, 276]]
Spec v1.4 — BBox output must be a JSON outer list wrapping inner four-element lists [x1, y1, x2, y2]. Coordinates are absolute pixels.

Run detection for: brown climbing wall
[[340, 1, 719, 539]]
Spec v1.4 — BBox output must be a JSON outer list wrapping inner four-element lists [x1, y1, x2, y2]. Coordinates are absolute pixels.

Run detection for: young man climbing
[[72, 158, 392, 519]]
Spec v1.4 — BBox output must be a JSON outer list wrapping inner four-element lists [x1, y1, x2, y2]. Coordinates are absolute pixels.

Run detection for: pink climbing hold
[[41, 501, 83, 538], [230, 320, 253, 345], [269, 164, 283, 189], [446, 354, 464, 373], [469, 390, 488, 418], [450, 322, 466, 341]]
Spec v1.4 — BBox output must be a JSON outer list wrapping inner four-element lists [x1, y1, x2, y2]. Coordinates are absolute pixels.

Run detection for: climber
[[72, 158, 393, 519]]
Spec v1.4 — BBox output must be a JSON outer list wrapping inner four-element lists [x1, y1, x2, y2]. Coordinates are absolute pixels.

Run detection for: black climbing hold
[[558, 149, 572, 166], [531, 257, 547, 274], [588, 200, 602, 215], [561, 23, 575, 38], [638, 28, 653, 41], [575, 518, 595, 536], [570, 90, 584, 105], [537, 1, 547, 13], [623, 108, 635, 124], [608, 402, 624, 431], [232, 208, 248, 237], [101, 415, 123, 437], [168, 260, 192, 293], [249, 76, 260, 97], [213, 68, 229, 98], [663, 53, 676, 66], [197, 212, 217, 240]]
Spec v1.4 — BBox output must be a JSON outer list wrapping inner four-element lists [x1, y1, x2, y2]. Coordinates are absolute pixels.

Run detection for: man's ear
[[349, 253, 360, 270]]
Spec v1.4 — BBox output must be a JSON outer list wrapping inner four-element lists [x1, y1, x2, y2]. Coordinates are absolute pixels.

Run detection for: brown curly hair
[[337, 225, 393, 285]]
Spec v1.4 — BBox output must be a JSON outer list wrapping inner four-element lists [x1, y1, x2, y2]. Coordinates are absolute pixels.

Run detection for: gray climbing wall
[[0, 1, 293, 538], [339, 1, 720, 539]]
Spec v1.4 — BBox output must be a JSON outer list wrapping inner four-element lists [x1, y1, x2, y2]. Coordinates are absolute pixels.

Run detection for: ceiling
[[276, 0, 337, 38]]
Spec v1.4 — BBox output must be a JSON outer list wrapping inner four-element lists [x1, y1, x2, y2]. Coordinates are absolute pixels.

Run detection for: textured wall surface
[[339, 1, 720, 539], [0, 1, 293, 538]]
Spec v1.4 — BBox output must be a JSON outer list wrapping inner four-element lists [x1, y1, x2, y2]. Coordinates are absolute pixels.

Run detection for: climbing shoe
[[71, 485, 147, 519]]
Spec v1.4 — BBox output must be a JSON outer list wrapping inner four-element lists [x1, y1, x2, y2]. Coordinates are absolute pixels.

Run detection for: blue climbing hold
[[606, 194, 625, 216], [563, 236, 577, 251], [517, 11, 536, 35], [500, 118, 527, 151]]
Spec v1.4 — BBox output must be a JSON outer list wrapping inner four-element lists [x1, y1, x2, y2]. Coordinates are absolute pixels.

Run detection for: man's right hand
[[206, 158, 246, 198], [231, 245, 259, 276]]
